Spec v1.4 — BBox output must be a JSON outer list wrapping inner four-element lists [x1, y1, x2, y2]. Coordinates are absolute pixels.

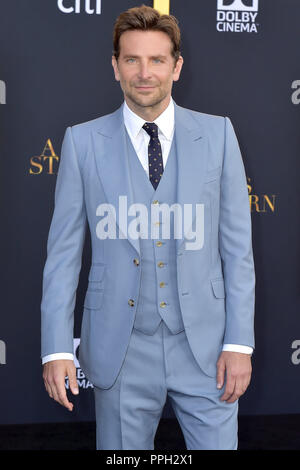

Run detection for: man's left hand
[[216, 351, 252, 403]]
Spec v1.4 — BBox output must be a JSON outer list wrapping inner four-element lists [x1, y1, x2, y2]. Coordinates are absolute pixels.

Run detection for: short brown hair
[[113, 4, 181, 64]]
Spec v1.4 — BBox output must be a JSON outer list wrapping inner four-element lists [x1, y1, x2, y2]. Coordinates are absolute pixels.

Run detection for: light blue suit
[[41, 101, 255, 449]]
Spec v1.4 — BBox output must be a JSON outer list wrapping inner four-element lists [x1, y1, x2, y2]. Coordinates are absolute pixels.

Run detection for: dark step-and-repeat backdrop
[[0, 0, 299, 425]]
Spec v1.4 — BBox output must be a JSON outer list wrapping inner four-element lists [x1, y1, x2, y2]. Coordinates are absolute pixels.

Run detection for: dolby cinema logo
[[216, 0, 260, 33]]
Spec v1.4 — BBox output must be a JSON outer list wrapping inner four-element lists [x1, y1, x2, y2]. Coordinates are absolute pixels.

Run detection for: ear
[[112, 55, 120, 82], [173, 56, 184, 82]]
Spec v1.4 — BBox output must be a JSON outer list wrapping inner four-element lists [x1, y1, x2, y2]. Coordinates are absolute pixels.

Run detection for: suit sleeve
[[219, 117, 255, 348], [41, 126, 87, 358]]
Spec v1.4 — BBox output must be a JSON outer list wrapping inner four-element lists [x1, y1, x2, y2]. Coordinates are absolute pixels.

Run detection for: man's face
[[112, 29, 183, 110]]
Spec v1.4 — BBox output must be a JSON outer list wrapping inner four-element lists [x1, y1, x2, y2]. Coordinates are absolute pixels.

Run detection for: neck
[[125, 95, 171, 122]]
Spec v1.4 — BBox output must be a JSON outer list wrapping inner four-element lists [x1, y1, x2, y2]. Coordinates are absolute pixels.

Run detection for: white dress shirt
[[42, 97, 252, 364]]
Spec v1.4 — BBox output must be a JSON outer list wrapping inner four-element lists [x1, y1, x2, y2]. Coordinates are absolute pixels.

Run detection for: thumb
[[216, 358, 225, 390], [68, 363, 79, 395]]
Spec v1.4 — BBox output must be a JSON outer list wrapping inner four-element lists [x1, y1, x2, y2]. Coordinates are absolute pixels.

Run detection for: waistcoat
[[125, 128, 185, 335]]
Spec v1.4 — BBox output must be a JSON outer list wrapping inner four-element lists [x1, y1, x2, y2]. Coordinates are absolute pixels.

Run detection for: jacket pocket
[[84, 263, 106, 309], [88, 263, 106, 282], [84, 288, 104, 310], [211, 278, 226, 299]]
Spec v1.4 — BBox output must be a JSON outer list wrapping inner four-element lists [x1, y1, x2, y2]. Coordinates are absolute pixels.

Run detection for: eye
[[153, 58, 162, 63], [126, 58, 136, 63]]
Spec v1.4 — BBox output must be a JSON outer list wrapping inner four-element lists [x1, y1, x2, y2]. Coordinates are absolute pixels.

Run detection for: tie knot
[[142, 122, 158, 139]]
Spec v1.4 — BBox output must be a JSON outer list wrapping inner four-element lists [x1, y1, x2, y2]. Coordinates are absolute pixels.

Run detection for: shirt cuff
[[222, 344, 253, 355], [42, 353, 74, 364]]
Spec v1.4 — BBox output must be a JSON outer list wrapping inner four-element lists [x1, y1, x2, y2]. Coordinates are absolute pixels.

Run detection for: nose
[[137, 60, 152, 81]]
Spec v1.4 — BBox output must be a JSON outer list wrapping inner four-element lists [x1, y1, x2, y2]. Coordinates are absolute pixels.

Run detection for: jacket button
[[160, 301, 166, 308], [158, 261, 164, 268], [159, 282, 165, 288], [133, 258, 140, 266], [156, 241, 163, 247], [152, 200, 160, 205], [128, 299, 135, 307]]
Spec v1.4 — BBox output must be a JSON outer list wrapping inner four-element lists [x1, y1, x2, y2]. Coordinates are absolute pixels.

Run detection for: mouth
[[135, 86, 156, 90]]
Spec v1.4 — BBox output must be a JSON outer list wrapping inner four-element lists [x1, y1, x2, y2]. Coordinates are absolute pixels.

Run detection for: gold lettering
[[29, 156, 43, 175], [43, 155, 59, 174], [262, 195, 276, 213], [153, 0, 170, 15], [249, 194, 261, 213], [29, 139, 59, 175], [247, 177, 276, 213], [41, 139, 57, 157]]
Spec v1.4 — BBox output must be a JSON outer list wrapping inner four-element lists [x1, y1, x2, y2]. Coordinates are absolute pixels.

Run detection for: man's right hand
[[43, 360, 79, 411]]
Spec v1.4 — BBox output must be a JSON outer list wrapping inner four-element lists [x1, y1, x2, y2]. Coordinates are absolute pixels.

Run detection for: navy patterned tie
[[142, 122, 164, 190]]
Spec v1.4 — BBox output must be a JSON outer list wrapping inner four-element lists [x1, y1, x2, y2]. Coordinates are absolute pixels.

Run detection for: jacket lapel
[[92, 104, 140, 256], [174, 102, 208, 254]]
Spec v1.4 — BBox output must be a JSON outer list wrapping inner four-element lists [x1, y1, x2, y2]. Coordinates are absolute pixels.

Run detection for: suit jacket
[[41, 101, 255, 389]]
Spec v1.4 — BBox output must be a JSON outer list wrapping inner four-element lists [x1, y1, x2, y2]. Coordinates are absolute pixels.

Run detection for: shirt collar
[[123, 97, 174, 141]]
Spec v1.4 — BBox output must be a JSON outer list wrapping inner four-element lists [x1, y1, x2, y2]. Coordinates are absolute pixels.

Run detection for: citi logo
[[0, 80, 6, 104], [217, 0, 258, 11], [217, 0, 259, 33], [57, 0, 101, 15], [0, 340, 6, 365]]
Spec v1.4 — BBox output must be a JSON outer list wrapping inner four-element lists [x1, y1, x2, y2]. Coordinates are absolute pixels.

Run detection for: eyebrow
[[122, 55, 167, 60]]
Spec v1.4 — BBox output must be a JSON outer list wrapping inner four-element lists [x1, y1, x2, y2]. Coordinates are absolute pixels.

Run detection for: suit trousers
[[93, 321, 238, 450]]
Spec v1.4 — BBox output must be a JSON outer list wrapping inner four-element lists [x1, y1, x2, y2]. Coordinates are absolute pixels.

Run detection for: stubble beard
[[125, 84, 169, 111]]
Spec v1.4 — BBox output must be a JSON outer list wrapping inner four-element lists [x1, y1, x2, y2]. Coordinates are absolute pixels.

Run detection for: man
[[41, 5, 255, 450]]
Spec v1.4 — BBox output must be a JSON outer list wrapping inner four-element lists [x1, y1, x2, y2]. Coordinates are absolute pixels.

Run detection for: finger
[[43, 370, 53, 398], [50, 375, 73, 411], [225, 376, 247, 403], [55, 379, 74, 411], [43, 379, 53, 399], [67, 364, 79, 396], [220, 375, 236, 402], [245, 370, 252, 389], [43, 372, 56, 400], [225, 384, 242, 403], [48, 379, 60, 404], [235, 372, 251, 399], [239, 373, 251, 396], [226, 386, 243, 403], [57, 387, 74, 411], [216, 359, 225, 390]]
